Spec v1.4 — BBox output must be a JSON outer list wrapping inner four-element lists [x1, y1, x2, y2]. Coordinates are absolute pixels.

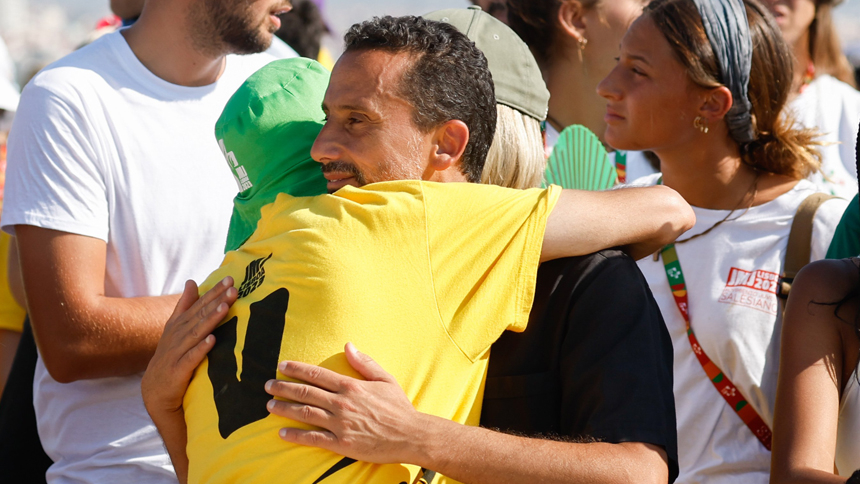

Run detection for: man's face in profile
[[311, 49, 432, 193], [196, 0, 293, 54]]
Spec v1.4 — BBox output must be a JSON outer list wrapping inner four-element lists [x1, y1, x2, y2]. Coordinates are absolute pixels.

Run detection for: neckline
[[109, 29, 226, 96]]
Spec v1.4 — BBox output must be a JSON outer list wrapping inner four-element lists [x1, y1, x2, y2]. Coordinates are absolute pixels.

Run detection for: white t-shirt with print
[[633, 174, 847, 484], [788, 74, 860, 199], [2, 31, 274, 483]]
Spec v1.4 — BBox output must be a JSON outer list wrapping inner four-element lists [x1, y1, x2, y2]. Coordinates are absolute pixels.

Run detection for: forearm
[[410, 414, 668, 484], [542, 186, 694, 262], [770, 468, 848, 484], [30, 293, 180, 382], [149, 407, 190, 484], [0, 328, 21, 396]]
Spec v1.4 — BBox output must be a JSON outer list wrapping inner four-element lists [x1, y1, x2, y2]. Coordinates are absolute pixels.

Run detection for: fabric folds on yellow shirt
[[185, 180, 561, 484]]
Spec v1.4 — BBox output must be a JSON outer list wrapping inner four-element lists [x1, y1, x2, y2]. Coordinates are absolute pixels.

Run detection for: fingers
[[277, 360, 349, 393], [190, 277, 237, 326], [166, 277, 236, 348], [278, 428, 338, 451], [171, 280, 200, 317], [176, 334, 216, 375], [265, 379, 339, 409], [266, 398, 332, 429], [344, 343, 396, 384]]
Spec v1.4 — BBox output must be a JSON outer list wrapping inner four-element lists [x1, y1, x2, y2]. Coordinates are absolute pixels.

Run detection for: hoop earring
[[694, 116, 709, 134]]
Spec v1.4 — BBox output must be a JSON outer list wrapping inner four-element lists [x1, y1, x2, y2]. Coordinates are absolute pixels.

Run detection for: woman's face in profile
[[760, 0, 817, 47], [579, 0, 650, 83], [597, 15, 704, 153]]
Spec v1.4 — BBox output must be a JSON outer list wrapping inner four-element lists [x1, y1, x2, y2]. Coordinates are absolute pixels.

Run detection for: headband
[[693, 0, 755, 144]]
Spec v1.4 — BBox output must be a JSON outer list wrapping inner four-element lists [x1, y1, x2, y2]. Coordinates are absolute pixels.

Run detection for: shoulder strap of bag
[[778, 193, 836, 299]]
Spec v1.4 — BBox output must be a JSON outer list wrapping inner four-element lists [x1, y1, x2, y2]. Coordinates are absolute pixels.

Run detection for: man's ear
[[557, 0, 587, 44], [698, 85, 733, 125], [428, 120, 470, 173]]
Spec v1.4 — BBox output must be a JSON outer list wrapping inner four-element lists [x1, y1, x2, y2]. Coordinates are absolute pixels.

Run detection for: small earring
[[578, 38, 588, 51], [694, 116, 709, 134]]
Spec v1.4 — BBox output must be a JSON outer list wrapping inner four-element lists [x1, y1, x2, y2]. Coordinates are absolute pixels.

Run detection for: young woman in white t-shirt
[[598, 0, 847, 482], [761, 0, 860, 198], [505, 0, 658, 182]]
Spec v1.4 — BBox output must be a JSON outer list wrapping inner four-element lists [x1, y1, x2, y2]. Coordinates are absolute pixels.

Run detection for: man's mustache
[[321, 161, 361, 177]]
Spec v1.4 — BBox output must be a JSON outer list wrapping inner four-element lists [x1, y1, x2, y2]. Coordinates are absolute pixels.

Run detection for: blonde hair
[[481, 104, 546, 189]]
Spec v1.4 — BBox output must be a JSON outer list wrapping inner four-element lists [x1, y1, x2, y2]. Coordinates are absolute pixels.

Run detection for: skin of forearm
[[152, 408, 188, 484], [31, 293, 179, 383], [148, 407, 190, 484], [770, 468, 849, 484], [410, 413, 669, 484], [541, 186, 694, 263], [0, 329, 21, 396]]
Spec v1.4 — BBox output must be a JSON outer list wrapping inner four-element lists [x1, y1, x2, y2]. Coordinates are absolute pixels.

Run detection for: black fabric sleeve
[[482, 250, 679, 483]]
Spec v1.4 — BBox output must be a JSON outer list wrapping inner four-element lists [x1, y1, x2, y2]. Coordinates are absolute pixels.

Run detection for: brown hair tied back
[[645, 0, 821, 180]]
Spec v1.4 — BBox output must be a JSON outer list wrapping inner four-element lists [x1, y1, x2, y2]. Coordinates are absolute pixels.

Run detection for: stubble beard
[[190, 0, 273, 57], [320, 136, 427, 187]]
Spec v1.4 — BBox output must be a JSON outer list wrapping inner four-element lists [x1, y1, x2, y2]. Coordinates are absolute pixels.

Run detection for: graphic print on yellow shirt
[[184, 180, 561, 484]]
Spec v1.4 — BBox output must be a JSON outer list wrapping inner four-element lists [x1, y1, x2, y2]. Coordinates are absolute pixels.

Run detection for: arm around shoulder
[[542, 185, 694, 262]]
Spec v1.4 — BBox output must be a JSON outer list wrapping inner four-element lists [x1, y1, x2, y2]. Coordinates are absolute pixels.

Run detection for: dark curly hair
[[344, 15, 496, 183]]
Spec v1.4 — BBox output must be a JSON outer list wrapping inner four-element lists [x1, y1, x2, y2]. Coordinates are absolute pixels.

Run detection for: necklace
[[653, 173, 760, 260], [799, 61, 815, 95]]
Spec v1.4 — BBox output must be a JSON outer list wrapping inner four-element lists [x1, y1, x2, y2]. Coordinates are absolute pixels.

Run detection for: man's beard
[[193, 0, 273, 56], [319, 136, 428, 190]]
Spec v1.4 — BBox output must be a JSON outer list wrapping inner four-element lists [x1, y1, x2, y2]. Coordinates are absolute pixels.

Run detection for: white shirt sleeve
[[811, 196, 851, 261], [2, 81, 110, 241]]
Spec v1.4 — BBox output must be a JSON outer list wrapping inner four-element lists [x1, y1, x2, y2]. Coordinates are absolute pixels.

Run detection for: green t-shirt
[[826, 194, 860, 259]]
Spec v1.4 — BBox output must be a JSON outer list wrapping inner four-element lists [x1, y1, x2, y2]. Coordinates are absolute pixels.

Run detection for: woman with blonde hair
[[598, 0, 847, 481], [762, 0, 860, 198], [423, 7, 549, 190]]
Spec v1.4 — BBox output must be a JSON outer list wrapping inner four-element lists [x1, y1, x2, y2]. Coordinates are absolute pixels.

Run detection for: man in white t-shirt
[[0, 0, 286, 482]]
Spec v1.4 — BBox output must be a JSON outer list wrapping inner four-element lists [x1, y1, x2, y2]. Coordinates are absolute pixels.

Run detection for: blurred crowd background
[[0, 0, 478, 88], [3, 0, 855, 91]]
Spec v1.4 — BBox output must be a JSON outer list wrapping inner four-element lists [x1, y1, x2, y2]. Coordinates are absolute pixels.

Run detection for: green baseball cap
[[216, 57, 329, 252], [424, 6, 549, 121]]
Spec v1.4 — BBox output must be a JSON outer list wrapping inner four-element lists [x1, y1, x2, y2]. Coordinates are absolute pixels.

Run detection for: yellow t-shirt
[[185, 180, 561, 484], [0, 231, 25, 332]]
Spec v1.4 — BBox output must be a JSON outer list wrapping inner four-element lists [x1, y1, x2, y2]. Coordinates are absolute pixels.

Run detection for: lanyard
[[661, 244, 773, 450], [615, 151, 628, 184]]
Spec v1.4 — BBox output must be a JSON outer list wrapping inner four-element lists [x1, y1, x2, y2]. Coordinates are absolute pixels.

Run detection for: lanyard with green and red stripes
[[615, 151, 628, 184], [661, 244, 773, 450]]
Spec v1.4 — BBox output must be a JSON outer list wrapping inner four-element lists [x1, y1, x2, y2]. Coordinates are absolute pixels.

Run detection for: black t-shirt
[[481, 250, 679, 482]]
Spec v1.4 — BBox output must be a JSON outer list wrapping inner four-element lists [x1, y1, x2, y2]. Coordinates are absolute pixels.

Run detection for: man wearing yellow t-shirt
[[142, 16, 693, 484]]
